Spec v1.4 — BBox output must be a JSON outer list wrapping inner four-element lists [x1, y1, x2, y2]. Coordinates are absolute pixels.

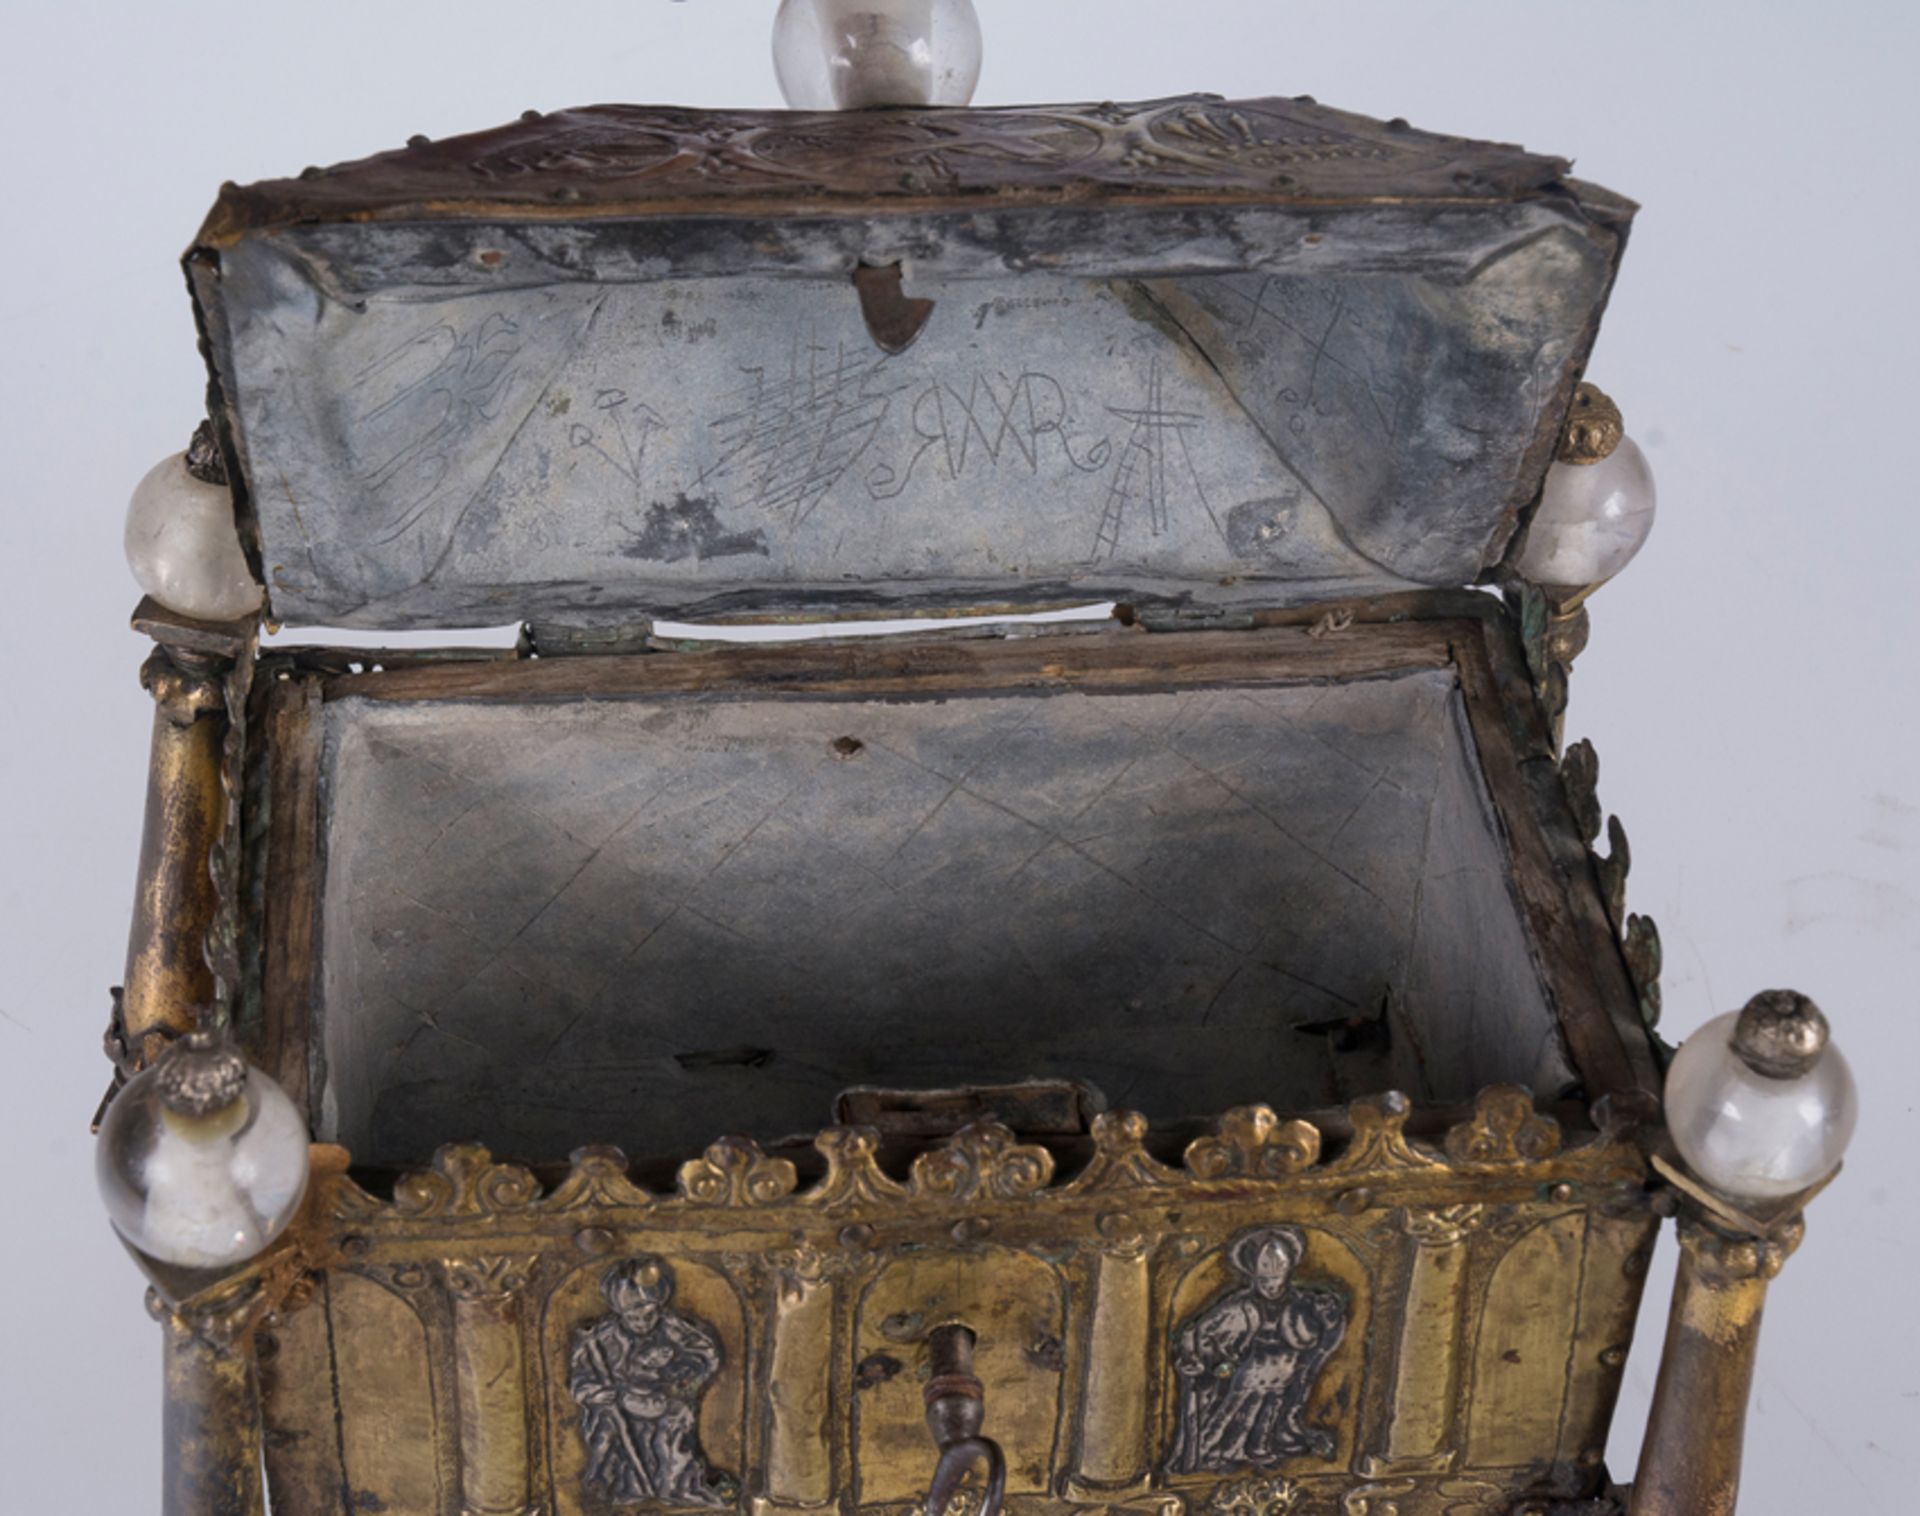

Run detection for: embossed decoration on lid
[[199, 94, 1585, 239], [187, 96, 1633, 630]]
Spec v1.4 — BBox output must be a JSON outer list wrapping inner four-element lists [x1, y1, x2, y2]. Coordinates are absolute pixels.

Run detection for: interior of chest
[[256, 620, 1596, 1172], [210, 113, 1640, 1176]]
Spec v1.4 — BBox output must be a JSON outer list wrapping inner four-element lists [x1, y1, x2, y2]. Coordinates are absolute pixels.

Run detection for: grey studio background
[[0, 2, 1914, 1509]]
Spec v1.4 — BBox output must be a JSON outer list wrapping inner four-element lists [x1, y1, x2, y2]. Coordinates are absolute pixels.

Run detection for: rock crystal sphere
[[124, 451, 263, 623], [774, 0, 982, 110], [1666, 1007, 1857, 1202], [96, 1055, 309, 1269], [1515, 436, 1658, 594]]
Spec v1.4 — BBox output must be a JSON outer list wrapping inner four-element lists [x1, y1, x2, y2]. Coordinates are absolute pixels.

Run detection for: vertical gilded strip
[[1463, 1212, 1586, 1467], [766, 1268, 835, 1505], [1557, 1209, 1659, 1469], [447, 1257, 538, 1516], [328, 1272, 447, 1514], [1359, 1206, 1481, 1478], [256, 1286, 343, 1512], [1067, 1244, 1151, 1492]]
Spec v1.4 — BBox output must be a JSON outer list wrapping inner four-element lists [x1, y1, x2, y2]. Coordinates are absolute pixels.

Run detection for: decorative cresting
[[1325, 1093, 1440, 1177], [909, 1122, 1056, 1201], [1066, 1110, 1183, 1194], [376, 1144, 543, 1216], [1442, 1088, 1562, 1166], [288, 1093, 1655, 1516], [1185, 1108, 1323, 1179], [678, 1136, 803, 1208], [324, 1092, 1632, 1224]]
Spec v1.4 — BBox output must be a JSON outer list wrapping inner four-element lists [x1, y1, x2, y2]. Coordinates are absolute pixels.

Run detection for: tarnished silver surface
[[153, 1030, 249, 1118], [1732, 990, 1830, 1080], [213, 222, 1611, 629], [309, 667, 1573, 1165], [1167, 1224, 1348, 1474], [568, 1257, 732, 1507]]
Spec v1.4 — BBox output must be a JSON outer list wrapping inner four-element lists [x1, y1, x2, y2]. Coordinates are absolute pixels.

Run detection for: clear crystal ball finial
[[96, 1036, 310, 1269], [124, 451, 263, 623], [1666, 994, 1858, 1202], [773, 0, 983, 111], [1514, 435, 1658, 595]]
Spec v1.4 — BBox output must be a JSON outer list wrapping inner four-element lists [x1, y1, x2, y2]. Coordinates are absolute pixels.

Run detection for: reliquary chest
[[96, 21, 1853, 1516]]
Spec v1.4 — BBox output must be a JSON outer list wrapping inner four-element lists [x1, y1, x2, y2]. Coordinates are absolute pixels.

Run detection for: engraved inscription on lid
[[188, 96, 1632, 629]]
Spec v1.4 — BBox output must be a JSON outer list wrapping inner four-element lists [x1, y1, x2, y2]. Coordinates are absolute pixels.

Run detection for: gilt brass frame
[[222, 1088, 1657, 1516], [120, 591, 1809, 1516]]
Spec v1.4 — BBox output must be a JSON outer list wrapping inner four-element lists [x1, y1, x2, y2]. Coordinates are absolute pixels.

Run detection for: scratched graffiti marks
[[354, 311, 528, 545], [702, 338, 904, 528], [866, 370, 1111, 501], [569, 388, 667, 489], [1213, 276, 1401, 447], [568, 389, 768, 564], [1091, 360, 1228, 562]]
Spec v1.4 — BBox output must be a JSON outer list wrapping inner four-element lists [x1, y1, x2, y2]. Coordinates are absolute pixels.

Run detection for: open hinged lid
[[188, 94, 1634, 630]]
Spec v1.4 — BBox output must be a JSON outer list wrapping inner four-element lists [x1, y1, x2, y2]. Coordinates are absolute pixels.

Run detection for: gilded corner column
[[1359, 1205, 1482, 1478], [121, 645, 229, 1060], [155, 1288, 266, 1516], [1628, 1214, 1803, 1516], [445, 1256, 539, 1516], [764, 1254, 837, 1508], [1064, 1222, 1152, 1497]]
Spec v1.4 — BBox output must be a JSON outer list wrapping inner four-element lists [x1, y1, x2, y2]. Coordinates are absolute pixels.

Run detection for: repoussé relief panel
[[256, 1096, 1656, 1516]]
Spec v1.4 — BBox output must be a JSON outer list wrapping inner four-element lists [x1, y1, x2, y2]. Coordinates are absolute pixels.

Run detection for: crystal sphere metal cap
[[1732, 989, 1830, 1080], [1556, 383, 1625, 465], [153, 1030, 250, 1116], [774, 0, 983, 111], [95, 1036, 310, 1269], [1665, 995, 1858, 1202]]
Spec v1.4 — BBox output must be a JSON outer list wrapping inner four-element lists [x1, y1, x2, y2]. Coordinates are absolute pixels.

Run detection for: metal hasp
[[853, 263, 936, 355], [922, 1324, 1007, 1516]]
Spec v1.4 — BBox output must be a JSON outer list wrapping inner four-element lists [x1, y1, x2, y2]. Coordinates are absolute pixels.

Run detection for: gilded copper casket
[[105, 86, 1829, 1516]]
